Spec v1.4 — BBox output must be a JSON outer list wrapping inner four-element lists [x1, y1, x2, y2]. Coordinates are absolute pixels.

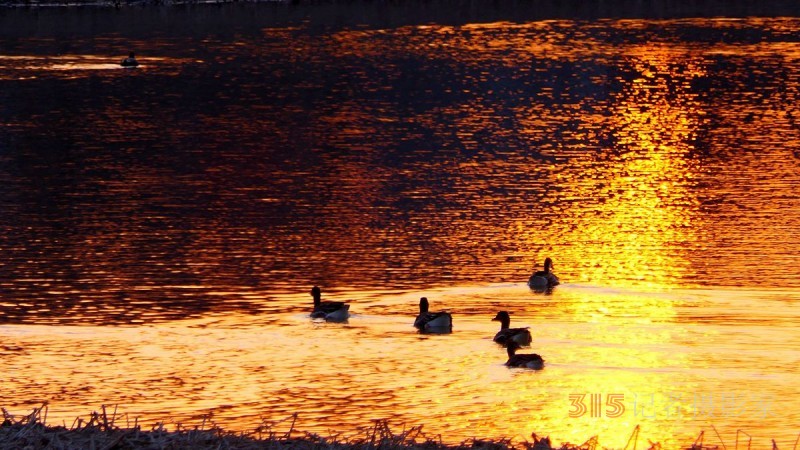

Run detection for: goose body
[[310, 286, 350, 322], [528, 257, 560, 292], [414, 297, 452, 333], [492, 311, 532, 347], [505, 341, 545, 370], [120, 52, 139, 68]]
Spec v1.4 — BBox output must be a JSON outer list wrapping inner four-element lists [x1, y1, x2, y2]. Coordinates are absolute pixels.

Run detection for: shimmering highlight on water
[[1, 11, 799, 449]]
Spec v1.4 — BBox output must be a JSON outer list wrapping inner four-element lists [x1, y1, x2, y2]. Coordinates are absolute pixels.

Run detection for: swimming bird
[[528, 257, 560, 292], [309, 286, 350, 322], [492, 311, 532, 347], [505, 341, 545, 370], [120, 52, 139, 67], [413, 297, 452, 333]]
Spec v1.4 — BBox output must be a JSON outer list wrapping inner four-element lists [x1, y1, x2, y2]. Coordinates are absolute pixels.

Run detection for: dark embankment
[[1, 0, 799, 41], [1, 406, 574, 450]]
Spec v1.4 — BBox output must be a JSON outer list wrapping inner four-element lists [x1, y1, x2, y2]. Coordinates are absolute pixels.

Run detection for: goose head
[[492, 311, 512, 329], [418, 297, 430, 314]]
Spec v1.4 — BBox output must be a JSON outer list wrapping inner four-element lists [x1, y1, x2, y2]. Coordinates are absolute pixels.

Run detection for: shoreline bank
[[0, 407, 558, 450], [3, 0, 799, 18], [2, 0, 800, 42], [0, 405, 667, 450]]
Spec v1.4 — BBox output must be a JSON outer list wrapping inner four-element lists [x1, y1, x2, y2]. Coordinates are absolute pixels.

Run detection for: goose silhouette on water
[[120, 51, 139, 68], [528, 257, 560, 292], [309, 286, 350, 322], [505, 341, 545, 370], [492, 311, 532, 347], [413, 297, 452, 333]]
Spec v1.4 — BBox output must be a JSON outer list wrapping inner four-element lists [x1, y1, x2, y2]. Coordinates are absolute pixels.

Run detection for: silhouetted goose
[[310, 286, 350, 322], [505, 341, 544, 370], [120, 52, 139, 68], [413, 297, 452, 332], [492, 311, 532, 347], [528, 257, 560, 292]]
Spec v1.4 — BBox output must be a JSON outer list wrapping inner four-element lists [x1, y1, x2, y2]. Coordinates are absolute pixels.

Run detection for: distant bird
[[528, 257, 560, 292], [120, 51, 139, 67], [492, 311, 532, 347], [505, 341, 545, 370], [413, 297, 452, 333], [309, 286, 350, 322]]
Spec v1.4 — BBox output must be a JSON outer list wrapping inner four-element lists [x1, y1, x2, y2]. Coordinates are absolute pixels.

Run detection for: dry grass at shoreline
[[11, 404, 787, 450], [0, 404, 617, 450], [0, 0, 289, 7]]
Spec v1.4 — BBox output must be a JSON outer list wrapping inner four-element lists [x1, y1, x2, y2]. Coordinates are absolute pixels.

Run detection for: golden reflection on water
[[2, 285, 798, 448], [308, 18, 800, 290], [552, 43, 706, 290], [2, 15, 800, 450], [0, 54, 197, 80]]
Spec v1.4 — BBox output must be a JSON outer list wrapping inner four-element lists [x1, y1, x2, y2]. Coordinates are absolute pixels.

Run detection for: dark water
[[2, 8, 800, 324], [1, 3, 799, 448]]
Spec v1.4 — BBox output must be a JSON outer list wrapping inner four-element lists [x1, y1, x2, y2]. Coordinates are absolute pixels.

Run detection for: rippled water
[[1, 5, 799, 449]]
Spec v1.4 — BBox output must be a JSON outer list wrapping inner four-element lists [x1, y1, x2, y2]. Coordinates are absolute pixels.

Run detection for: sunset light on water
[[1, 4, 799, 449]]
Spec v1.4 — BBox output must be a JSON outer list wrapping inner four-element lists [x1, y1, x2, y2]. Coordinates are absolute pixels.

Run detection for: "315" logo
[[569, 394, 626, 418]]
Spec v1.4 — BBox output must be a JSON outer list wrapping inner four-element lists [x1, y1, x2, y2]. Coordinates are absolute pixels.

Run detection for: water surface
[[1, 6, 799, 449]]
